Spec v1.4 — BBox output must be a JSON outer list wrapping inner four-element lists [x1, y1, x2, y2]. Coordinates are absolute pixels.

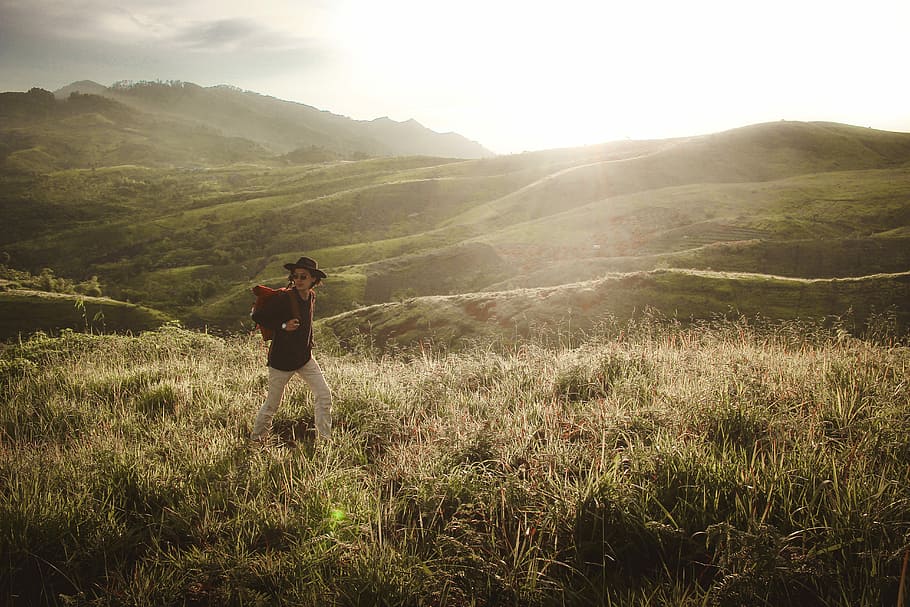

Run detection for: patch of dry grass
[[1, 320, 908, 605]]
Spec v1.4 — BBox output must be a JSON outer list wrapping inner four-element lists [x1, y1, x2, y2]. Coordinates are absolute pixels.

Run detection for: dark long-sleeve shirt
[[251, 288, 315, 371]]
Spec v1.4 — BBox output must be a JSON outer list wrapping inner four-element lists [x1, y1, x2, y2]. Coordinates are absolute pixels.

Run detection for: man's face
[[291, 269, 316, 291]]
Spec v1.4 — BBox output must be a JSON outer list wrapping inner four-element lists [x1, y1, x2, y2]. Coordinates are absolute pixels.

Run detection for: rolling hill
[[2, 83, 909, 343], [322, 269, 910, 349]]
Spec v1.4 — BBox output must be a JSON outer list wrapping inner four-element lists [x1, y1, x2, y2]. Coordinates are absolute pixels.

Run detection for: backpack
[[251, 285, 296, 341]]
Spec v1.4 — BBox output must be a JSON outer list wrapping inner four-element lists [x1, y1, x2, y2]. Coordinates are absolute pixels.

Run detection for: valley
[[2, 84, 909, 344]]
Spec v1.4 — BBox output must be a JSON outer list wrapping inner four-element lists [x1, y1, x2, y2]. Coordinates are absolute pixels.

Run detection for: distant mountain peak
[[53, 80, 107, 99], [368, 116, 424, 128], [67, 79, 104, 88]]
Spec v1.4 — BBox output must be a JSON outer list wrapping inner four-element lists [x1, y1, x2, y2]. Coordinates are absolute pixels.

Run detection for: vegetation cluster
[[2, 318, 908, 605], [1, 264, 103, 297]]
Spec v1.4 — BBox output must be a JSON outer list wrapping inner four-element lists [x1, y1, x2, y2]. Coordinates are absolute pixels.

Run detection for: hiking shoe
[[248, 433, 276, 446]]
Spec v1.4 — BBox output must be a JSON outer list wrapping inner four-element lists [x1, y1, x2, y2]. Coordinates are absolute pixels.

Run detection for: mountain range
[[58, 80, 493, 158], [1, 80, 909, 344], [0, 80, 491, 172]]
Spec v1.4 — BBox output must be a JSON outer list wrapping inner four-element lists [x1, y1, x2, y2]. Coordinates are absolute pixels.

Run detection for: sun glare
[[330, 1, 640, 150], [300, 0, 910, 153]]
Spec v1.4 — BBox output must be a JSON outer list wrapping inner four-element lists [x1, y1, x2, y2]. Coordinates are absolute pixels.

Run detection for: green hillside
[[0, 289, 172, 340], [0, 88, 273, 171], [321, 269, 910, 349], [485, 235, 910, 291], [474, 168, 910, 284], [1, 111, 909, 340]]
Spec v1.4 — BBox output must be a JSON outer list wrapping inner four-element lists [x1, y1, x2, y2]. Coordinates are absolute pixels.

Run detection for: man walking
[[250, 256, 332, 441]]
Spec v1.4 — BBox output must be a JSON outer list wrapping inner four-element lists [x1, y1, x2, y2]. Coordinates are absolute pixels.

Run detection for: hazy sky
[[1, 0, 908, 154]]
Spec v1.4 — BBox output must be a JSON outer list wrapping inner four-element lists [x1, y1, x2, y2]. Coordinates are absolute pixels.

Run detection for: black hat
[[283, 256, 327, 279]]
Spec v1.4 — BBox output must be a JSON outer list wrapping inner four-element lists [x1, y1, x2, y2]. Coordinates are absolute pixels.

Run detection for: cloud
[[1, 0, 322, 49], [174, 19, 259, 49], [0, 0, 336, 92], [1, 1, 163, 44], [171, 17, 313, 52]]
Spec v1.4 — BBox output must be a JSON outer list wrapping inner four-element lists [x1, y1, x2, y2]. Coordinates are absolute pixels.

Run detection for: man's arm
[[251, 291, 290, 330]]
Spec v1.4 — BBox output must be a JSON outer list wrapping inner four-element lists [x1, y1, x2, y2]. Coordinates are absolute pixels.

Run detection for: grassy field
[[1, 320, 908, 606]]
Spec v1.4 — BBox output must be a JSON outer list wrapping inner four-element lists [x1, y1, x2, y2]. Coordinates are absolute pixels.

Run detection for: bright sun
[[331, 1, 755, 151], [319, 0, 910, 153]]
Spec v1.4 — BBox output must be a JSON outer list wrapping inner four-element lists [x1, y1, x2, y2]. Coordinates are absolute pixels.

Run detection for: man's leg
[[251, 366, 294, 439], [298, 357, 333, 438]]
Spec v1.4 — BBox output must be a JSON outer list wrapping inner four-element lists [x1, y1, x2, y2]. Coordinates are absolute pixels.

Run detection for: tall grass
[[1, 319, 908, 605]]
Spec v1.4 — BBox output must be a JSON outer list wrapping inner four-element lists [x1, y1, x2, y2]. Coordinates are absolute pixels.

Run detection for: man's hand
[[283, 318, 301, 331]]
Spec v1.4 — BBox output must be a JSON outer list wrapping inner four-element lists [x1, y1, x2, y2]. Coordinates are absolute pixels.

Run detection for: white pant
[[251, 357, 332, 439]]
